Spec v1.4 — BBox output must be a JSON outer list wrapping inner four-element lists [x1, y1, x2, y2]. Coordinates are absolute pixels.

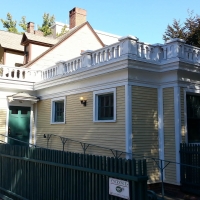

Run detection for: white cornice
[[0, 79, 34, 91], [38, 79, 127, 100]]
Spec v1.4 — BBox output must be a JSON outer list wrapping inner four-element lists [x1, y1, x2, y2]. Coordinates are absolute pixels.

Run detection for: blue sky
[[0, 0, 200, 44]]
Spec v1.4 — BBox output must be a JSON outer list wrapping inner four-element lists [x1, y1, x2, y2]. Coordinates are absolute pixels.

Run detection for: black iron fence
[[180, 143, 200, 195], [43, 134, 127, 158], [0, 143, 148, 200]]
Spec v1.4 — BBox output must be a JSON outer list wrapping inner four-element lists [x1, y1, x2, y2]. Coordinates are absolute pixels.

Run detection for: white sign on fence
[[109, 178, 130, 199]]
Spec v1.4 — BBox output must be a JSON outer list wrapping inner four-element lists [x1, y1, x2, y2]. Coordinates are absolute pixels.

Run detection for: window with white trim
[[51, 97, 65, 124], [93, 88, 116, 122]]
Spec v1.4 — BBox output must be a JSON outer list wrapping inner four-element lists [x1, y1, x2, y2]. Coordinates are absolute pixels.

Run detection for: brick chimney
[[69, 7, 87, 29], [27, 22, 35, 34]]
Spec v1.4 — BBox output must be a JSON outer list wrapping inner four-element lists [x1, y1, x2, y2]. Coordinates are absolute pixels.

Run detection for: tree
[[1, 12, 56, 36], [0, 13, 18, 33], [57, 25, 68, 37], [38, 13, 55, 36], [163, 19, 186, 41], [184, 13, 200, 47], [163, 11, 200, 48], [19, 16, 27, 32]]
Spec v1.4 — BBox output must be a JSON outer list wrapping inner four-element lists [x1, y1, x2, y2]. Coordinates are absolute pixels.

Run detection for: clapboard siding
[[0, 109, 6, 142], [36, 86, 125, 156], [180, 88, 186, 143], [163, 87, 176, 184], [132, 86, 159, 183]]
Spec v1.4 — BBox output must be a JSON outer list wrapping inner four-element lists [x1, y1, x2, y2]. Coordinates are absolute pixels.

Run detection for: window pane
[[187, 94, 200, 143], [98, 93, 114, 120], [54, 101, 64, 122], [21, 110, 28, 115], [11, 109, 18, 114], [105, 95, 109, 106]]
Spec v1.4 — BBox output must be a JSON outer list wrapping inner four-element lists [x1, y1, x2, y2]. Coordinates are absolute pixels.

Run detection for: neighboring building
[[95, 29, 120, 45], [21, 22, 58, 64], [1, 7, 200, 191], [0, 30, 24, 66], [0, 7, 120, 68]]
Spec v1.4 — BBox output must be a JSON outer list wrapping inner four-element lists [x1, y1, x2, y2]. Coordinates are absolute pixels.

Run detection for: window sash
[[54, 101, 64, 122], [98, 93, 114, 120]]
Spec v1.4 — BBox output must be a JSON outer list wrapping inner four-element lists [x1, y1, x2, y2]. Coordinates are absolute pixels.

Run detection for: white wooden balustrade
[[41, 36, 165, 81], [2, 37, 200, 83], [0, 65, 42, 81]]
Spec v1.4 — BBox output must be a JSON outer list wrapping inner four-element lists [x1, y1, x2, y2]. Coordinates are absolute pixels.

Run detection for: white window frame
[[93, 88, 116, 122], [51, 97, 66, 124]]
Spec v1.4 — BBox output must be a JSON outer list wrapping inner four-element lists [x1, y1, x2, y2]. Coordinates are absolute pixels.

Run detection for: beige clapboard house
[[1, 7, 200, 189]]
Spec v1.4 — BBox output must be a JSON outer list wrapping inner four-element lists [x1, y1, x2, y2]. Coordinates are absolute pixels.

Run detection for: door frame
[[6, 101, 33, 146]]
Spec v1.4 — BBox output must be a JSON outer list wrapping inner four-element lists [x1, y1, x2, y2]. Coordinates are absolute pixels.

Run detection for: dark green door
[[8, 106, 30, 146]]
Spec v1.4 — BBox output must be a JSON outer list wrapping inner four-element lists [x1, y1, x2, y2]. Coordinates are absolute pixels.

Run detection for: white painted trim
[[125, 84, 132, 159], [184, 89, 188, 143], [39, 80, 162, 101], [38, 80, 196, 101], [184, 88, 200, 94], [40, 80, 127, 100], [174, 86, 181, 184], [93, 88, 116, 122], [183, 88, 200, 144], [29, 104, 33, 146], [94, 29, 121, 38], [51, 97, 66, 124], [129, 81, 158, 88], [158, 87, 165, 180], [5, 101, 9, 143], [34, 103, 37, 145]]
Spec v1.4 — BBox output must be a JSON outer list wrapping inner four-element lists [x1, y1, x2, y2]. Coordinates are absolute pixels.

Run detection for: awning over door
[[7, 92, 39, 104]]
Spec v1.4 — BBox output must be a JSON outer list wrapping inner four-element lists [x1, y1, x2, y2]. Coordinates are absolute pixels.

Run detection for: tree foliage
[[1, 12, 55, 36], [38, 13, 55, 36], [57, 25, 68, 37], [163, 11, 200, 47], [19, 16, 27, 32], [0, 13, 18, 33]]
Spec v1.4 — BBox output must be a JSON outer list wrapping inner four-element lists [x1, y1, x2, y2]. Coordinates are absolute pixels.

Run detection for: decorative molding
[[29, 104, 33, 146], [34, 103, 37, 145], [125, 84, 132, 159], [184, 89, 188, 143], [39, 80, 127, 100], [158, 87, 165, 180]]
